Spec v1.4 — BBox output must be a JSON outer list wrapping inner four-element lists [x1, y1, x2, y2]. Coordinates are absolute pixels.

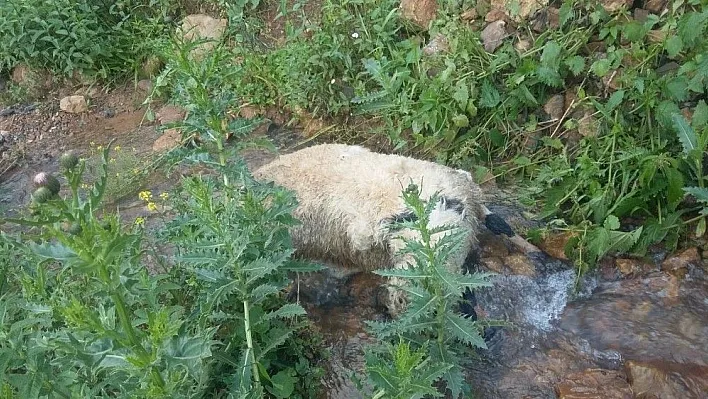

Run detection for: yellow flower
[[139, 190, 152, 202], [159, 192, 169, 201], [109, 158, 116, 163], [147, 202, 158, 212], [114, 145, 122, 152], [134, 217, 145, 226], [96, 145, 104, 151]]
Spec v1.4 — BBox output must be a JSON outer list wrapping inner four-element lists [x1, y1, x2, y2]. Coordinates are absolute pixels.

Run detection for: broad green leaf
[[479, 80, 501, 108], [672, 113, 697, 154], [452, 81, 469, 110], [603, 215, 620, 230], [692, 100, 708, 129], [565, 55, 585, 76], [665, 35, 683, 58], [606, 90, 625, 112], [267, 369, 296, 399], [684, 186, 708, 202], [590, 58, 611, 77]]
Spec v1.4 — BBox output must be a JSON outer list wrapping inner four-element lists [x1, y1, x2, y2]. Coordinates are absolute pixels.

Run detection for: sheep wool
[[253, 144, 492, 314]]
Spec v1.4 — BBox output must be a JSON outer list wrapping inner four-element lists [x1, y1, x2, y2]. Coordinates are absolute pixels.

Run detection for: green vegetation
[[365, 184, 494, 398], [227, 0, 708, 273], [0, 0, 174, 79], [0, 142, 325, 398], [2, 0, 708, 397]]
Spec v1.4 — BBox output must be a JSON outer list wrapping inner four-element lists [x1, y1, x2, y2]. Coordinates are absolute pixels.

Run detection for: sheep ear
[[484, 213, 515, 237]]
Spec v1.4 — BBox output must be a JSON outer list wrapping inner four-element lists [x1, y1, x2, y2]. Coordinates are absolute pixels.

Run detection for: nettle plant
[[0, 143, 323, 398], [365, 184, 493, 399]]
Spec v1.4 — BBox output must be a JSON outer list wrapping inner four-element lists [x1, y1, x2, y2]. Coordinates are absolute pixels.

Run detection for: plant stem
[[243, 299, 260, 384]]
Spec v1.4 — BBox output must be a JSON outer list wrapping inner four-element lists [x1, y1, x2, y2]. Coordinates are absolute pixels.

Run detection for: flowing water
[[296, 222, 708, 399]]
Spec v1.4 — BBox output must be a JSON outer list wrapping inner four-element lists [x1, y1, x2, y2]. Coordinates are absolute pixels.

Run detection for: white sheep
[[252, 143, 539, 315]]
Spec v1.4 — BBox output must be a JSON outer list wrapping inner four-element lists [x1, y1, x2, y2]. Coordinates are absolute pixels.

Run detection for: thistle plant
[[366, 183, 494, 398], [2, 142, 213, 398], [162, 161, 320, 397]]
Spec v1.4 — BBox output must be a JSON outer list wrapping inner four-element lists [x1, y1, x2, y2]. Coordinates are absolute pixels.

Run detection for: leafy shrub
[[0, 142, 324, 398], [0, 0, 174, 77]]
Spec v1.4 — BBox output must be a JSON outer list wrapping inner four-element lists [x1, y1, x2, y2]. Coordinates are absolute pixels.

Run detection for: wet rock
[[600, 0, 633, 13], [661, 247, 700, 276], [178, 14, 228, 59], [59, 95, 88, 114], [422, 34, 449, 56], [544, 94, 565, 120], [644, 0, 668, 14], [555, 369, 632, 399], [482, 256, 505, 274], [156, 105, 186, 125], [480, 232, 511, 258], [625, 360, 708, 399], [481, 20, 507, 53], [614, 257, 655, 277], [538, 231, 575, 260], [559, 275, 708, 366], [400, 0, 437, 29], [504, 254, 536, 276], [152, 128, 182, 152]]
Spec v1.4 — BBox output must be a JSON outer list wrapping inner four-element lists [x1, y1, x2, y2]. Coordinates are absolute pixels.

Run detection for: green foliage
[[0, 0, 175, 78], [365, 339, 451, 399], [365, 184, 493, 398], [225, 0, 708, 271], [0, 142, 324, 397], [161, 159, 320, 396]]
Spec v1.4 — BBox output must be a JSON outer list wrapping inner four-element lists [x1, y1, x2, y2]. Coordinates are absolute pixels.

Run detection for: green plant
[[365, 339, 452, 399], [2, 144, 213, 397], [366, 184, 493, 398], [0, 0, 175, 78], [1, 142, 325, 398], [150, 35, 271, 175], [160, 158, 322, 397]]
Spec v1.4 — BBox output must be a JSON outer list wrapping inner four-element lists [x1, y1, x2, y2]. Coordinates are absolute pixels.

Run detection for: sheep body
[[253, 144, 490, 314]]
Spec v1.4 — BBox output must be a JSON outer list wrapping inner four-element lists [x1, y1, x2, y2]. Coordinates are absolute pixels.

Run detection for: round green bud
[[59, 151, 79, 170], [32, 186, 53, 204]]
